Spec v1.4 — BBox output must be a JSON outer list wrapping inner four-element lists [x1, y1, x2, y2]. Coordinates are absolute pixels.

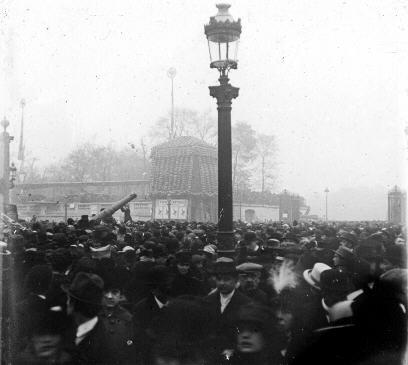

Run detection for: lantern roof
[[204, 3, 241, 43]]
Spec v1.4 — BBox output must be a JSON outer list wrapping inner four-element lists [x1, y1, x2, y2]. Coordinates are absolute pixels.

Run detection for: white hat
[[303, 263, 331, 290], [119, 246, 135, 253]]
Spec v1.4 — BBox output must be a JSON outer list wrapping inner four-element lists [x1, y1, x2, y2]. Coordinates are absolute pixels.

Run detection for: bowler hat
[[338, 232, 358, 247], [333, 246, 356, 262], [63, 272, 104, 305], [147, 265, 173, 287]]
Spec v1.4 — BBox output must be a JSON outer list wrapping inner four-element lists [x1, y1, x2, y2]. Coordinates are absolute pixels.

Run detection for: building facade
[[150, 136, 218, 222]]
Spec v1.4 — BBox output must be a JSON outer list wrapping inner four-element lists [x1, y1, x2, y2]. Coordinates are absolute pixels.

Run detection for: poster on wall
[[155, 199, 188, 220], [131, 202, 152, 220]]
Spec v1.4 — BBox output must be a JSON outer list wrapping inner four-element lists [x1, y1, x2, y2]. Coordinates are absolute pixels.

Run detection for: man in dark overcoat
[[63, 271, 113, 364], [133, 265, 174, 364], [99, 268, 137, 365], [203, 258, 252, 356]]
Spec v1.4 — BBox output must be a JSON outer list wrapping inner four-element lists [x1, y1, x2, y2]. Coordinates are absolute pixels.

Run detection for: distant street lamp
[[167, 67, 177, 140], [324, 188, 329, 221], [205, 3, 241, 249]]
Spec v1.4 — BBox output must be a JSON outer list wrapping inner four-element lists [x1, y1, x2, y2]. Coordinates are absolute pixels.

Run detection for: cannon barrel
[[90, 193, 137, 221]]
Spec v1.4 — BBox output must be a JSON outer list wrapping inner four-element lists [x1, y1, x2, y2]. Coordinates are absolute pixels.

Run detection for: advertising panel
[[155, 199, 188, 220]]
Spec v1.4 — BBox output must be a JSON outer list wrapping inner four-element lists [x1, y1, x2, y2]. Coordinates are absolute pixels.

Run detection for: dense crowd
[[2, 208, 407, 365]]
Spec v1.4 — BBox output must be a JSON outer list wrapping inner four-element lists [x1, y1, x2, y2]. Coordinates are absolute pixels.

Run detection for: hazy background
[[1, 0, 407, 220]]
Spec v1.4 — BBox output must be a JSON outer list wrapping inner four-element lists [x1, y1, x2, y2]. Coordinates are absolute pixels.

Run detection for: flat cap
[[236, 262, 263, 272]]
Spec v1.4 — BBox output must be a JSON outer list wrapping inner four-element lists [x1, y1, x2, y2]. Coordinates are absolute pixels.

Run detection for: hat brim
[[61, 284, 102, 305], [303, 269, 321, 290]]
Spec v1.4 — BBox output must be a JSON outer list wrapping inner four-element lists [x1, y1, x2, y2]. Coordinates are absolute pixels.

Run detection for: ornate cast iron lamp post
[[205, 3, 241, 249]]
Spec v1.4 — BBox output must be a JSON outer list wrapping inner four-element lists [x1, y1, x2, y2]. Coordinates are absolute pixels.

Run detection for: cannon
[[90, 193, 137, 221]]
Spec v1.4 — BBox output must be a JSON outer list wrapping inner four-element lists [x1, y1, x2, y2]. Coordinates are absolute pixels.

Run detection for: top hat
[[63, 272, 104, 305], [303, 263, 331, 290]]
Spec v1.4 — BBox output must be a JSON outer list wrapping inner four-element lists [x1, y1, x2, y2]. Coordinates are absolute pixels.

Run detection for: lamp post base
[[217, 230, 235, 251]]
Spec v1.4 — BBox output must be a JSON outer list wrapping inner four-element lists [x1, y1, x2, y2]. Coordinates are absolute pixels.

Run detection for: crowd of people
[[1, 208, 407, 364]]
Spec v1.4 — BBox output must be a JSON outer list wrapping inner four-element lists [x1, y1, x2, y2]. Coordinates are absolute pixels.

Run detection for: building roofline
[[15, 180, 150, 189]]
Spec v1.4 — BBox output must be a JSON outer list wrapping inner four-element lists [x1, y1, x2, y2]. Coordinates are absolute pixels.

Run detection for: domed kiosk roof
[[150, 136, 217, 196]]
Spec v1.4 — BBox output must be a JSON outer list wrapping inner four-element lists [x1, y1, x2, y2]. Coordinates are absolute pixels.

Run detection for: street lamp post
[[0, 117, 14, 364], [205, 3, 241, 250], [324, 188, 329, 222]]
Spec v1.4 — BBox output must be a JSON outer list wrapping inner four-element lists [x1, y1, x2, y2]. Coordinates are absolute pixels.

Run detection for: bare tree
[[256, 133, 277, 192], [28, 142, 149, 183], [189, 109, 217, 144], [148, 108, 216, 145], [231, 121, 257, 189]]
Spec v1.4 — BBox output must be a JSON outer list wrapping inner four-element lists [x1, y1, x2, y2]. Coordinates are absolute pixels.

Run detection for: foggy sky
[[1, 0, 407, 220]]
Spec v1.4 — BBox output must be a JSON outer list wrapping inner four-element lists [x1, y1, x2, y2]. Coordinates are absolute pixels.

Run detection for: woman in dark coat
[[219, 304, 281, 365]]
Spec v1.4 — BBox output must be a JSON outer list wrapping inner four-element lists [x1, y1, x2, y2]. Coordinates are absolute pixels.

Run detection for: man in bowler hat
[[63, 272, 113, 364], [203, 258, 252, 355]]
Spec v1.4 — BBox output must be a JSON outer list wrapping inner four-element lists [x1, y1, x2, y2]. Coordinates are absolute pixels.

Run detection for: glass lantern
[[204, 4, 241, 73]]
